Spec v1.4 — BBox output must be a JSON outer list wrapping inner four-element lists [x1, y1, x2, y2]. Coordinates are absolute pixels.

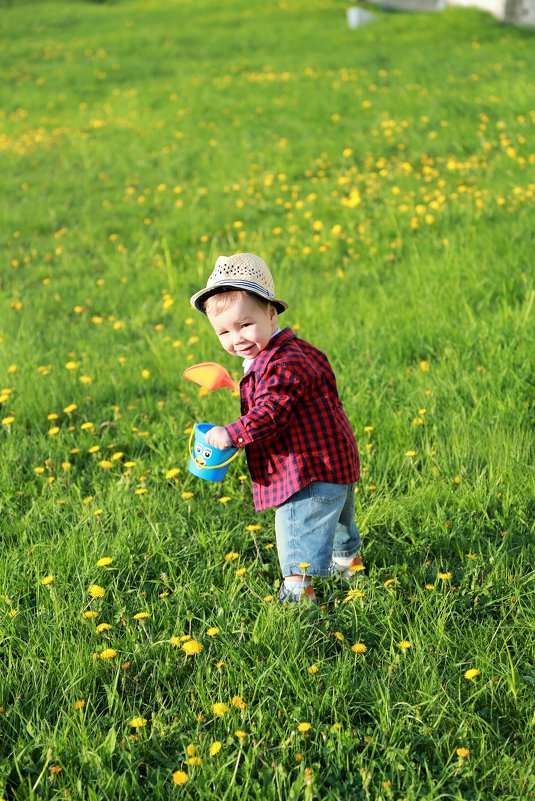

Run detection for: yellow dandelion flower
[[264, 594, 274, 602], [297, 722, 311, 733], [331, 722, 342, 731], [96, 557, 113, 567], [334, 631, 345, 641], [181, 491, 193, 500], [224, 552, 239, 561], [295, 753, 305, 762], [99, 648, 117, 659], [351, 643, 368, 654], [232, 695, 246, 710], [438, 571, 452, 580], [405, 450, 416, 457], [425, 583, 435, 590], [343, 589, 365, 604], [219, 496, 231, 504], [41, 575, 54, 586], [212, 702, 229, 717], [206, 627, 220, 637], [464, 668, 480, 680], [186, 756, 201, 766], [245, 524, 262, 531], [456, 747, 470, 758], [235, 567, 247, 577], [209, 741, 222, 757], [383, 578, 396, 587], [298, 562, 310, 571], [48, 427, 60, 436], [308, 664, 319, 674], [169, 636, 181, 647], [73, 699, 86, 711], [2, 416, 15, 426], [399, 640, 411, 650], [130, 717, 147, 728], [172, 769, 188, 785], [82, 610, 98, 619], [165, 468, 180, 479], [133, 612, 150, 620], [96, 623, 112, 633], [234, 730, 247, 739], [88, 584, 105, 598], [182, 639, 203, 655]]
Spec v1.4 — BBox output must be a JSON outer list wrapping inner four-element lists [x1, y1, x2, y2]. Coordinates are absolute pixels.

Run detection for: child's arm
[[224, 363, 308, 447]]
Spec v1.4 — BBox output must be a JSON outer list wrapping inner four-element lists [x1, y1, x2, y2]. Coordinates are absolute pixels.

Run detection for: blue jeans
[[274, 482, 361, 578]]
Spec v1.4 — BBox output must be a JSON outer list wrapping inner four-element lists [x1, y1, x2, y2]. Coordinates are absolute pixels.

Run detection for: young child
[[190, 252, 364, 603]]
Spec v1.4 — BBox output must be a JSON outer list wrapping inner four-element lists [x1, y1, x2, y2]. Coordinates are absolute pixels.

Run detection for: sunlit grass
[[0, 1, 533, 799]]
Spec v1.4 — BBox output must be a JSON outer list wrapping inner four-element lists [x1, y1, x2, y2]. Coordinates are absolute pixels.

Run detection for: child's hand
[[205, 426, 232, 450]]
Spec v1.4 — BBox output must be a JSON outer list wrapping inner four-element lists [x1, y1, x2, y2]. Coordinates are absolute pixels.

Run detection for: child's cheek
[[220, 336, 234, 354]]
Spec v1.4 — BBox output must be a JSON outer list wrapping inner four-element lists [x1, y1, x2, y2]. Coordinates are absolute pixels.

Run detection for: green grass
[[0, 0, 534, 798]]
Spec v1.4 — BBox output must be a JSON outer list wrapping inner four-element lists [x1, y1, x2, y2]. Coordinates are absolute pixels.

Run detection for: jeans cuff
[[282, 564, 331, 578]]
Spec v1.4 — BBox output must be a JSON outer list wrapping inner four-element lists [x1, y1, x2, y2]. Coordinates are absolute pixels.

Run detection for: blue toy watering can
[[188, 423, 239, 482]]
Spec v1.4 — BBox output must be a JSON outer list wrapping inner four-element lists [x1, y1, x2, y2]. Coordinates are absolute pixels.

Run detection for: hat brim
[[190, 283, 288, 315]]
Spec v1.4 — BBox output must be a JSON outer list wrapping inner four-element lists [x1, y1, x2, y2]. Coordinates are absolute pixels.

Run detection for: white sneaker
[[330, 555, 366, 581]]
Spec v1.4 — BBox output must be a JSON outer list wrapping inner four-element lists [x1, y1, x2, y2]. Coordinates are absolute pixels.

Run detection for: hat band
[[207, 279, 275, 298]]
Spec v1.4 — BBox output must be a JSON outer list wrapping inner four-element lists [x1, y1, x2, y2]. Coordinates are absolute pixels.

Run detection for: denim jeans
[[274, 482, 361, 578]]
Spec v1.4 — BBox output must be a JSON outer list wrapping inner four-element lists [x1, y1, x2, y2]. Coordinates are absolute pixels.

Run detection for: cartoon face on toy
[[195, 442, 212, 466]]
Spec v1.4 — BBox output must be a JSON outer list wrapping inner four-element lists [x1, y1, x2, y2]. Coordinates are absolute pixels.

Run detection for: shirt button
[[238, 437, 243, 443]]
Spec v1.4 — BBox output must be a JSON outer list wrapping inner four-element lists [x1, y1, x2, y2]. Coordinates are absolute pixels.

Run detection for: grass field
[[1, 0, 534, 798]]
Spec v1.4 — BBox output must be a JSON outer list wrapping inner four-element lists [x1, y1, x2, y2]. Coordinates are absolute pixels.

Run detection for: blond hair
[[204, 290, 274, 316]]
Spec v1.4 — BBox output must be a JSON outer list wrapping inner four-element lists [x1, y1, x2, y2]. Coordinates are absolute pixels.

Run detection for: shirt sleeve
[[225, 362, 308, 447]]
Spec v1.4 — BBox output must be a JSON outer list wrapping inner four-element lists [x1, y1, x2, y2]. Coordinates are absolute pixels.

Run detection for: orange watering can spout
[[183, 362, 240, 392]]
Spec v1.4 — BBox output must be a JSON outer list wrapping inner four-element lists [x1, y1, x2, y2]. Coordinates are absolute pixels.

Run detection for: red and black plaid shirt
[[225, 328, 360, 511]]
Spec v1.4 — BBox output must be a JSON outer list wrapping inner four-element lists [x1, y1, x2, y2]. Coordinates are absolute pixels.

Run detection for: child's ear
[[269, 303, 278, 322]]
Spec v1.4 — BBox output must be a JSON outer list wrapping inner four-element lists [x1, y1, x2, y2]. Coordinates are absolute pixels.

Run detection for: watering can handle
[[188, 428, 241, 471]]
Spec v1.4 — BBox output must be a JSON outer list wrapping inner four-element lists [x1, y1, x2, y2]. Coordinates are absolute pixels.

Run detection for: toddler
[[190, 253, 364, 603]]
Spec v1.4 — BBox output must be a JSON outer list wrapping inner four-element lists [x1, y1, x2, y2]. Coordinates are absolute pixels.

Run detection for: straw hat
[[190, 253, 288, 314]]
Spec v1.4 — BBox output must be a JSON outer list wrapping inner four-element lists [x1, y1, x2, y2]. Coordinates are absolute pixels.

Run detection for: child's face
[[207, 294, 278, 359]]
